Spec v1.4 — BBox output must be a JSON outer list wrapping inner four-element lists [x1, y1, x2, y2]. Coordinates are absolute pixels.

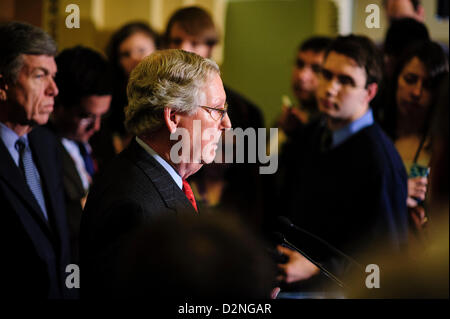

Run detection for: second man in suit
[[0, 21, 74, 299], [50, 46, 112, 264]]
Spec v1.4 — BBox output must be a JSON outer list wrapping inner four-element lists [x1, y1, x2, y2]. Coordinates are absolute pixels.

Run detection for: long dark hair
[[105, 21, 159, 136], [106, 21, 159, 81], [382, 41, 448, 140]]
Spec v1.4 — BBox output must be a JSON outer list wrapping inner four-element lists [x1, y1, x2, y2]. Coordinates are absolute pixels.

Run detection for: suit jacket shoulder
[[81, 139, 196, 256], [80, 139, 195, 297], [58, 141, 86, 202]]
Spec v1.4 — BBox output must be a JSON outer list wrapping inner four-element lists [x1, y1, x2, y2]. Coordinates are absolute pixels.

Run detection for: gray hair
[[0, 21, 57, 83], [124, 49, 220, 136]]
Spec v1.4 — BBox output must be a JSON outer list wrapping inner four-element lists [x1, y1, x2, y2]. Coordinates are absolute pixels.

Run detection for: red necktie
[[182, 179, 198, 212]]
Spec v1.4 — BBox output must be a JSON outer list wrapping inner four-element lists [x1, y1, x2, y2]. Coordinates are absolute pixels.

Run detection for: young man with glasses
[[276, 35, 408, 292]]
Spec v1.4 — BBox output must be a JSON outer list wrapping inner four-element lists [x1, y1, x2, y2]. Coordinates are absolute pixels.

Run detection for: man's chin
[[318, 105, 335, 117], [29, 115, 50, 126], [202, 148, 218, 164], [185, 162, 204, 178], [200, 157, 215, 165], [78, 135, 92, 144]]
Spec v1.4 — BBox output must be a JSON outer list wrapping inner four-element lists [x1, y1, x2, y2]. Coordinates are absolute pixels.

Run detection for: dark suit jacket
[[0, 126, 74, 299], [80, 139, 196, 298], [58, 142, 87, 265], [279, 119, 408, 278]]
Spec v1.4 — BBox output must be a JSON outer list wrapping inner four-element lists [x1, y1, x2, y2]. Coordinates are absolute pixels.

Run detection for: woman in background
[[93, 22, 159, 157], [381, 40, 448, 234]]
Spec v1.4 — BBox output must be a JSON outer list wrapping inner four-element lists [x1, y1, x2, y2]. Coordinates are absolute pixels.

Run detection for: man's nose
[[46, 77, 58, 96], [93, 116, 102, 132], [323, 77, 339, 96], [220, 112, 232, 130], [298, 67, 313, 83], [180, 41, 195, 54]]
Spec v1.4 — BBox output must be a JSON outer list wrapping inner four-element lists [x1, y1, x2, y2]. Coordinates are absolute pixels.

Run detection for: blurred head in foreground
[[113, 213, 276, 299]]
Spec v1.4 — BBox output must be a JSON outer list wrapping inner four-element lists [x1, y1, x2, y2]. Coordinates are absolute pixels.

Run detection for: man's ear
[[366, 82, 378, 103], [163, 107, 180, 134]]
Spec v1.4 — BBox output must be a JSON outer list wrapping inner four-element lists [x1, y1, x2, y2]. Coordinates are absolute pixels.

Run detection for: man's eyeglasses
[[199, 103, 228, 121], [78, 112, 107, 127]]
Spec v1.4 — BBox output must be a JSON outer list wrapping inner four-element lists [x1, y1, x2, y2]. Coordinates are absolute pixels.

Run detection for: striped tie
[[15, 137, 48, 220]]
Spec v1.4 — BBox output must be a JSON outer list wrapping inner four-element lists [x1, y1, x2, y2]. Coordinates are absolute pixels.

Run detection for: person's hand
[[276, 245, 320, 284], [80, 195, 87, 209], [407, 176, 428, 208], [410, 205, 428, 230], [270, 287, 281, 299]]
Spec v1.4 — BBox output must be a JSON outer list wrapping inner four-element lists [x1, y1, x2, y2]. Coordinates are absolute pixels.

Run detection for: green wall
[[221, 0, 316, 127]]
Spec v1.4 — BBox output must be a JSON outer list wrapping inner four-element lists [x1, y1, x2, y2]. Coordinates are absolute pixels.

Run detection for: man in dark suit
[[0, 22, 74, 298], [80, 49, 231, 297], [49, 46, 112, 264]]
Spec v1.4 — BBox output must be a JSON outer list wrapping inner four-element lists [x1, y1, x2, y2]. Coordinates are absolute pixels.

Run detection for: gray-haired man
[[0, 21, 74, 298], [80, 49, 231, 297]]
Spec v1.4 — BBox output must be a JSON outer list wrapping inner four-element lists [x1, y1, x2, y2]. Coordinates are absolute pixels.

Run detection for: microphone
[[277, 216, 363, 270], [273, 232, 345, 288]]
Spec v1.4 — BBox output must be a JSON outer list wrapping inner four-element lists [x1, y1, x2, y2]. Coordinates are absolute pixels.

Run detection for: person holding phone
[[380, 40, 448, 233]]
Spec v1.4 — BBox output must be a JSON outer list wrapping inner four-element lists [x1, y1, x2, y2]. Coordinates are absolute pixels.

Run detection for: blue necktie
[[15, 137, 48, 220], [78, 142, 95, 177]]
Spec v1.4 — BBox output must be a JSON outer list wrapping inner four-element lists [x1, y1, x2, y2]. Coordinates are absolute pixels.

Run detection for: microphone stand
[[275, 232, 345, 289]]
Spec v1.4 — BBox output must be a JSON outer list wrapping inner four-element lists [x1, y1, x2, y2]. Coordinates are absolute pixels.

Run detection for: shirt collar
[[135, 136, 183, 190], [0, 122, 31, 167], [61, 138, 91, 191], [0, 122, 29, 148], [332, 109, 374, 148]]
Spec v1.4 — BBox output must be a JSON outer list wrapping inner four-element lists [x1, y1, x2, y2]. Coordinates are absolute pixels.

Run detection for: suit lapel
[[128, 140, 196, 215], [60, 142, 86, 201], [0, 137, 52, 231]]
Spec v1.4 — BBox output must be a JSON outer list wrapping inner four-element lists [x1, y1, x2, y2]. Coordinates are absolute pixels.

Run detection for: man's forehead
[[21, 54, 57, 72], [323, 51, 368, 83], [170, 23, 194, 38], [80, 95, 112, 114], [298, 50, 325, 62], [324, 51, 362, 70], [203, 73, 226, 105]]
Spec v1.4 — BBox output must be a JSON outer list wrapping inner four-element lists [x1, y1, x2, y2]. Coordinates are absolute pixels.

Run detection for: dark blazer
[[80, 138, 196, 298], [59, 142, 86, 265], [279, 119, 408, 278], [0, 126, 74, 299]]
